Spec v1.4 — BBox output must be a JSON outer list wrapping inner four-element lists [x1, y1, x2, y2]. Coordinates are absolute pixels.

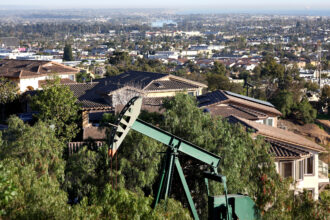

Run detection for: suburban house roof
[[205, 104, 268, 120], [0, 59, 79, 79], [228, 115, 325, 153], [197, 90, 282, 116], [67, 82, 113, 110], [66, 71, 206, 111], [95, 70, 207, 91]]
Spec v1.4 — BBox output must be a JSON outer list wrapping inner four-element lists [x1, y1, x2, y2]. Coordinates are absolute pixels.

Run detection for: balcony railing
[[319, 160, 329, 179]]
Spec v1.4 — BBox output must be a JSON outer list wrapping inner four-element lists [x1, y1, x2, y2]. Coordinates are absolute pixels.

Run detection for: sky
[[1, 0, 330, 10]]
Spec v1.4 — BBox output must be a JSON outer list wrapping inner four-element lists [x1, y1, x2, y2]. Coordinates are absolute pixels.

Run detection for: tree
[[292, 98, 317, 124], [206, 74, 244, 94], [0, 77, 18, 121], [31, 78, 80, 142], [0, 116, 72, 219], [270, 90, 294, 118], [0, 116, 191, 219], [212, 61, 226, 75], [63, 44, 73, 61], [305, 81, 320, 92], [76, 69, 92, 83], [260, 57, 285, 79]]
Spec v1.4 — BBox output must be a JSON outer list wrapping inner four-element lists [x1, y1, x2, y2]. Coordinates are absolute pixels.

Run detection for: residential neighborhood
[[0, 4, 329, 220]]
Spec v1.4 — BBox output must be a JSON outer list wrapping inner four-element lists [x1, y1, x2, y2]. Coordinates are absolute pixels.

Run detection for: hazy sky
[[1, 0, 330, 10]]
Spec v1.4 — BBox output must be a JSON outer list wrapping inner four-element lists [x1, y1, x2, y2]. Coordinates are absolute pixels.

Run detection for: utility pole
[[317, 40, 322, 87]]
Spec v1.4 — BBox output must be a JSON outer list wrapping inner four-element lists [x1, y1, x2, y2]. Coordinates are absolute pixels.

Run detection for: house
[[228, 116, 328, 200], [197, 90, 282, 127], [197, 90, 328, 200], [0, 59, 79, 92], [66, 70, 207, 140], [95, 70, 207, 98]]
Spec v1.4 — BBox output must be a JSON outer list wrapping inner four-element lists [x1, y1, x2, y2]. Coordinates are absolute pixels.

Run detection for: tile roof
[[228, 115, 325, 152], [197, 90, 282, 116], [67, 82, 113, 110], [267, 139, 310, 159], [0, 59, 79, 79], [145, 79, 199, 91], [205, 104, 268, 120], [95, 70, 207, 91], [95, 70, 168, 89], [143, 97, 164, 106]]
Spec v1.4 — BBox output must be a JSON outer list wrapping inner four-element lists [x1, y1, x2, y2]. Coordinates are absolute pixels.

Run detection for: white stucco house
[[0, 59, 79, 92]]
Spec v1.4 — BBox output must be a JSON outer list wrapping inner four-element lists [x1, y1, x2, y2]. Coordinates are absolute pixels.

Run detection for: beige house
[[0, 59, 79, 92], [228, 116, 328, 200]]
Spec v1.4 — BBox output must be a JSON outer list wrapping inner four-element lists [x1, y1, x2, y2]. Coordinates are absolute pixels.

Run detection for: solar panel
[[225, 91, 274, 107]]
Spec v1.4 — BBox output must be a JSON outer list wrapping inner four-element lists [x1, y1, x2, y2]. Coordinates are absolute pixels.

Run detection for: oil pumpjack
[[108, 96, 259, 220]]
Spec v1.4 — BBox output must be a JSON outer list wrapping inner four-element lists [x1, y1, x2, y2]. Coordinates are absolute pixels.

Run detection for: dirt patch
[[278, 119, 330, 149]]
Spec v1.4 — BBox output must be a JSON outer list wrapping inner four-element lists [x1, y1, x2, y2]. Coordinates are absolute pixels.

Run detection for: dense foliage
[[31, 78, 80, 142], [0, 77, 18, 121], [1, 93, 328, 219]]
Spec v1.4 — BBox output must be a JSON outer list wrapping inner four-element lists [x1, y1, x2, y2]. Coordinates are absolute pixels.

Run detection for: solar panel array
[[225, 91, 274, 107]]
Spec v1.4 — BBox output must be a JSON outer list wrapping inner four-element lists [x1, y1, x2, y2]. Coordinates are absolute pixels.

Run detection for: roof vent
[[154, 82, 164, 88]]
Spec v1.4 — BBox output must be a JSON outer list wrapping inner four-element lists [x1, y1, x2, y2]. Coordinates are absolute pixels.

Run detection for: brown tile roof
[[205, 104, 268, 120], [267, 139, 310, 159], [228, 116, 325, 152], [0, 59, 79, 79], [38, 78, 76, 88], [197, 90, 282, 116]]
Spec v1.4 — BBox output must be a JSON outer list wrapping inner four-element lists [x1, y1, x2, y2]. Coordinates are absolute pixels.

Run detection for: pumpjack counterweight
[[109, 96, 260, 220]]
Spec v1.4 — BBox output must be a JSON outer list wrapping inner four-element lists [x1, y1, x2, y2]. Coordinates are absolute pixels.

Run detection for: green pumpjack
[[108, 96, 260, 220]]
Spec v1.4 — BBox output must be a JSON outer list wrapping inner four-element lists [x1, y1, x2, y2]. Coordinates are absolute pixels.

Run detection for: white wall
[[278, 154, 321, 200], [298, 154, 319, 200], [19, 74, 75, 92]]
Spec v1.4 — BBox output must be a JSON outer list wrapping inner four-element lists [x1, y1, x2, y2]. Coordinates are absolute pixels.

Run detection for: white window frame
[[304, 156, 314, 176]]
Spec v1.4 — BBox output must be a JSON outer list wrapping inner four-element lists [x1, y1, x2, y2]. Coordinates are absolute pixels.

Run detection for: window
[[188, 91, 195, 96], [296, 160, 303, 180], [281, 162, 293, 178], [267, 118, 273, 126], [263, 118, 273, 126], [304, 157, 314, 175]]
